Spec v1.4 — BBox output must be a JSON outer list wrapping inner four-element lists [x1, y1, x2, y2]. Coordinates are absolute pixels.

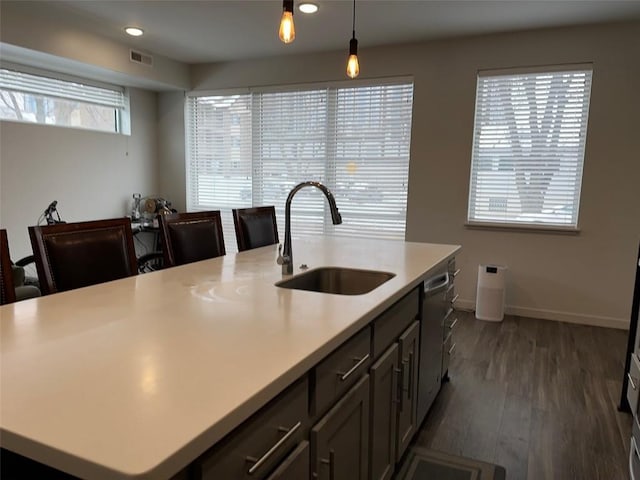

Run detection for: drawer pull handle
[[450, 294, 459, 305], [396, 363, 406, 412], [320, 450, 336, 480], [246, 421, 302, 475], [408, 351, 414, 399], [392, 367, 400, 405], [337, 354, 370, 381], [448, 318, 458, 330], [443, 307, 454, 322], [629, 373, 638, 391], [448, 343, 456, 355], [452, 268, 461, 278]]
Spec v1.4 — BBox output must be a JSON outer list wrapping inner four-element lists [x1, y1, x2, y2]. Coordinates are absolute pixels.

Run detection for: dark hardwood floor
[[413, 311, 632, 480]]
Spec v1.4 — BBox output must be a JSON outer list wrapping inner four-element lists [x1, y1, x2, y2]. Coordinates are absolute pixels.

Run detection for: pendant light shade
[[346, 38, 359, 79], [346, 0, 360, 78], [279, 0, 295, 44]]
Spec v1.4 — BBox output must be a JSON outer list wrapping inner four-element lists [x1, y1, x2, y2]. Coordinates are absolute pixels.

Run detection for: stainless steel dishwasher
[[417, 265, 450, 426]]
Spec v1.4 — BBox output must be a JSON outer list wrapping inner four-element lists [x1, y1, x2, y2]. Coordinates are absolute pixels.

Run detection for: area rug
[[395, 447, 506, 480]]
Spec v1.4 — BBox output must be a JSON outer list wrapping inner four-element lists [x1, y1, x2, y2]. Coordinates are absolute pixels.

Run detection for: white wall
[[158, 91, 187, 213], [159, 21, 640, 328], [0, 1, 190, 90], [0, 88, 159, 260]]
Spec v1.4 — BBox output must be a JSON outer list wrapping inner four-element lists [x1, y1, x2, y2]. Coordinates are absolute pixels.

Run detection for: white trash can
[[475, 265, 507, 321]]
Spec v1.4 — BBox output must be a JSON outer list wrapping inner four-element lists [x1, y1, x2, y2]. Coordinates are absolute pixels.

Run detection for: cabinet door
[[264, 441, 310, 480], [369, 343, 399, 480], [311, 375, 370, 480], [396, 321, 419, 461]]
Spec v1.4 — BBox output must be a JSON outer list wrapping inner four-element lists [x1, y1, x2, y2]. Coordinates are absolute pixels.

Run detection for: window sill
[[464, 221, 580, 235]]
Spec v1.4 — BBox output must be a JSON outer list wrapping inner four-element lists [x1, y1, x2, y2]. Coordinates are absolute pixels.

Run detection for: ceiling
[[9, 0, 640, 64]]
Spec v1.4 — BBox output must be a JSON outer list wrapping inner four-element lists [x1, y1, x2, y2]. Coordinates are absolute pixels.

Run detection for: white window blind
[[467, 67, 593, 228], [0, 66, 127, 133], [0, 68, 126, 108], [186, 81, 414, 252]]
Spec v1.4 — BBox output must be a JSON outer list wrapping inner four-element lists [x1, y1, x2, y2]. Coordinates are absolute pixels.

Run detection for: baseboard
[[455, 299, 629, 330]]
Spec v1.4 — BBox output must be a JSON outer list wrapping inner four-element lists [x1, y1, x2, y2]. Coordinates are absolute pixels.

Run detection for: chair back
[[29, 218, 138, 295], [232, 206, 279, 252], [159, 211, 225, 267], [0, 229, 17, 305]]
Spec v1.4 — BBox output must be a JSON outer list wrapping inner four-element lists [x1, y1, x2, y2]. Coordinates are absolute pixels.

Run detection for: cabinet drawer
[[372, 288, 420, 358], [628, 353, 640, 419], [445, 282, 458, 307], [448, 258, 459, 276], [443, 307, 458, 331], [313, 327, 371, 417], [195, 377, 309, 480], [442, 331, 454, 379]]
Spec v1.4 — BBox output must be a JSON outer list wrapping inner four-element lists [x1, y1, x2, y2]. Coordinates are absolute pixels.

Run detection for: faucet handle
[[277, 244, 284, 265]]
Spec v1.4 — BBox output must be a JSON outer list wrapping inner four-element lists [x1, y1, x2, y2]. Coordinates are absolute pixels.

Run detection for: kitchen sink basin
[[275, 267, 395, 295]]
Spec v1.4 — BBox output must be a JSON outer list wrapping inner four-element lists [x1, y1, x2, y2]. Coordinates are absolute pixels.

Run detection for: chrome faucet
[[277, 181, 342, 275]]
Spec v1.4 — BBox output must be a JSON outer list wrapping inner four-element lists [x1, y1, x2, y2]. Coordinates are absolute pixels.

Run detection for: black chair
[[29, 218, 138, 295], [1, 229, 41, 304], [158, 211, 226, 267], [232, 206, 279, 252], [0, 229, 16, 305]]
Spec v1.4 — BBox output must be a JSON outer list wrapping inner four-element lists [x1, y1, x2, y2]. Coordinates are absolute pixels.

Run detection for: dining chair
[[0, 229, 17, 305], [28, 218, 138, 295], [158, 211, 226, 267], [232, 206, 279, 252]]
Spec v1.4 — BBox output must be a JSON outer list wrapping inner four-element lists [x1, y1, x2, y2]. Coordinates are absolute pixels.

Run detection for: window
[[467, 66, 593, 229], [186, 80, 414, 251], [0, 66, 129, 134]]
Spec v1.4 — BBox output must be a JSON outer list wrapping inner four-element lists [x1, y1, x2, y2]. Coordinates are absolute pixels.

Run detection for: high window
[[186, 80, 414, 251], [467, 66, 593, 229], [0, 66, 129, 134]]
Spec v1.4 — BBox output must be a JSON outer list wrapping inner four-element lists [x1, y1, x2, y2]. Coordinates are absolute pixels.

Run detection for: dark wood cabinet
[[396, 321, 419, 461], [191, 277, 452, 480], [311, 375, 370, 480], [369, 343, 399, 480]]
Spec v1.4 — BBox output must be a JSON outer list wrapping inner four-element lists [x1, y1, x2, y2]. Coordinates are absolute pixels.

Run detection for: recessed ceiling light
[[124, 27, 144, 37], [298, 2, 319, 14]]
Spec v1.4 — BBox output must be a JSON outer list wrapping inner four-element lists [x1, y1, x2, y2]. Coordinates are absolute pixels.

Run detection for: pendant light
[[346, 0, 359, 78], [279, 0, 295, 44]]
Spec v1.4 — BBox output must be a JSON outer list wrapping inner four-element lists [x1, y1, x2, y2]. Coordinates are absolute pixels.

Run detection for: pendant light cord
[[352, 0, 356, 39]]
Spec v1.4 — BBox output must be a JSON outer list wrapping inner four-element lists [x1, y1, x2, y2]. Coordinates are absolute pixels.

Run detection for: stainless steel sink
[[276, 267, 395, 295]]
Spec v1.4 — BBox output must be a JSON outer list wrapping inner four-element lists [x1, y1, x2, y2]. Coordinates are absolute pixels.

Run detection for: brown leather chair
[[158, 211, 225, 267], [1, 229, 17, 305], [232, 206, 279, 252], [29, 218, 138, 295]]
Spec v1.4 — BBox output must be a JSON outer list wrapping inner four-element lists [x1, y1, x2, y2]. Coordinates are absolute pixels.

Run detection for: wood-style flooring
[[413, 311, 632, 480]]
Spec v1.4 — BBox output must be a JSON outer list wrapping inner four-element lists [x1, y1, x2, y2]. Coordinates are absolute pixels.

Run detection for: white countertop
[[0, 237, 460, 479]]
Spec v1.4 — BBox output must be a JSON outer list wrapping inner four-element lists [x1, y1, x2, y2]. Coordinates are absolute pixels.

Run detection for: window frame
[[185, 77, 415, 251], [466, 64, 593, 232], [0, 63, 130, 135]]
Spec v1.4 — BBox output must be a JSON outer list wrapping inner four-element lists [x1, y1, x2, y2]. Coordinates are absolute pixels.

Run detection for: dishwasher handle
[[424, 272, 450, 295]]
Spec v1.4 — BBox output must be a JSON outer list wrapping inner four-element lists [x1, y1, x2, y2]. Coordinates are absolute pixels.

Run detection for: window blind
[[186, 81, 414, 252], [0, 68, 126, 109], [186, 94, 253, 249], [467, 68, 592, 228]]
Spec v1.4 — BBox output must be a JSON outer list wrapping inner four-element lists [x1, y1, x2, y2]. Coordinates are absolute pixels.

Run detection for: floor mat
[[395, 447, 507, 480]]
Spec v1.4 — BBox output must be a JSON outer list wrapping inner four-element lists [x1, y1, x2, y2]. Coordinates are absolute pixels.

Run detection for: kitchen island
[[0, 237, 460, 479]]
